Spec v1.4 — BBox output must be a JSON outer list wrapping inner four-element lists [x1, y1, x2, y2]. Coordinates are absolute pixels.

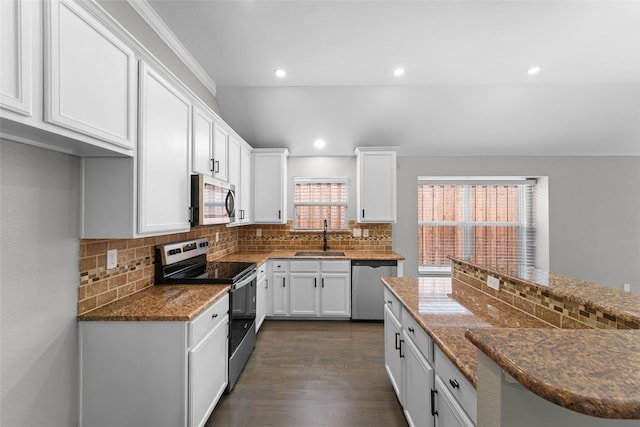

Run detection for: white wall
[[394, 156, 640, 291], [1, 140, 81, 427]]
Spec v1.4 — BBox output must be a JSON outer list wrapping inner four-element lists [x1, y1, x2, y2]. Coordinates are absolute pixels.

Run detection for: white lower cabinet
[[255, 262, 267, 331], [79, 294, 229, 427], [434, 376, 475, 427], [404, 330, 435, 427], [266, 259, 351, 318], [384, 303, 403, 399], [383, 285, 476, 426]]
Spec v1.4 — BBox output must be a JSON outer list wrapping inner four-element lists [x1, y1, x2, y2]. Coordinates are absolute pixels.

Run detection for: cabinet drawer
[[401, 306, 433, 363], [289, 260, 319, 272], [434, 345, 477, 424], [189, 293, 229, 347], [271, 260, 288, 272], [383, 287, 401, 321], [320, 260, 350, 273]]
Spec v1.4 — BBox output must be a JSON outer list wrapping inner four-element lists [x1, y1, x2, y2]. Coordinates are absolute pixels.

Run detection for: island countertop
[[466, 328, 640, 419], [381, 276, 552, 387]]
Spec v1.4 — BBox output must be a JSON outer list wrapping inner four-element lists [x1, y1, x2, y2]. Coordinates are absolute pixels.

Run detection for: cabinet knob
[[449, 379, 460, 389], [211, 313, 218, 319], [408, 327, 415, 333], [386, 300, 392, 304]]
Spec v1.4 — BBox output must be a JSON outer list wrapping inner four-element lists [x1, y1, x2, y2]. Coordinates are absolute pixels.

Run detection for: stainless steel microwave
[[190, 174, 236, 226]]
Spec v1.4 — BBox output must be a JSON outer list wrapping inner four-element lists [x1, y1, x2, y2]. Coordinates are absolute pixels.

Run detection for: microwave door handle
[[225, 190, 236, 216]]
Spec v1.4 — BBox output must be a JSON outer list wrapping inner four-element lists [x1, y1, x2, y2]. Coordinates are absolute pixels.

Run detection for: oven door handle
[[232, 270, 257, 291]]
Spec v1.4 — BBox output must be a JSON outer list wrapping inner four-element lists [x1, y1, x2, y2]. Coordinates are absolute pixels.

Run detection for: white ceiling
[[144, 0, 640, 157]]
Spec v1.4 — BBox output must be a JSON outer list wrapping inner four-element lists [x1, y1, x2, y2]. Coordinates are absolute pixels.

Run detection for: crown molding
[[127, 0, 217, 96]]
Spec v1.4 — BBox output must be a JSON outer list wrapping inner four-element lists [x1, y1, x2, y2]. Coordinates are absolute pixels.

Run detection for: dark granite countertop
[[382, 276, 552, 388], [466, 328, 640, 419]]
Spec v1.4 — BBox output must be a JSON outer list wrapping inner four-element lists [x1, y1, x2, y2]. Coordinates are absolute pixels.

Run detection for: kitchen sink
[[294, 251, 346, 257]]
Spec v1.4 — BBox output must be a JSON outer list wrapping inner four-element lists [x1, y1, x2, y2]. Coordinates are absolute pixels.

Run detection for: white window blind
[[417, 177, 536, 274], [294, 178, 348, 230]]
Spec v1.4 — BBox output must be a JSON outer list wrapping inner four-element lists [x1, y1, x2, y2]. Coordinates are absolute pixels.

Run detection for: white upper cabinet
[[239, 144, 252, 224], [192, 105, 214, 175], [192, 104, 229, 183], [228, 135, 252, 224], [138, 62, 191, 235], [212, 123, 229, 182], [44, 0, 136, 149], [253, 148, 288, 224], [356, 147, 397, 223], [1, 0, 32, 116]]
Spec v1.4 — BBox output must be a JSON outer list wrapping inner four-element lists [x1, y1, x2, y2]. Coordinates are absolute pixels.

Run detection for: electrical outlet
[[487, 275, 500, 291], [353, 228, 362, 237], [624, 283, 631, 292], [363, 229, 369, 238], [107, 249, 118, 270], [256, 228, 262, 237], [215, 232, 220, 243]]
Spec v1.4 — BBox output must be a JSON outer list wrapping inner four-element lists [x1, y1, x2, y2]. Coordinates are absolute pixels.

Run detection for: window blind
[[294, 178, 348, 230], [417, 177, 536, 274]]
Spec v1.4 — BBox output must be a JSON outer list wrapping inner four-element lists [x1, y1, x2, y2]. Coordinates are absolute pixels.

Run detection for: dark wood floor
[[206, 320, 407, 427]]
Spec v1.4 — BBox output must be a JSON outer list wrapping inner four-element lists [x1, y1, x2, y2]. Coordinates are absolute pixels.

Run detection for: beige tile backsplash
[[78, 221, 392, 315]]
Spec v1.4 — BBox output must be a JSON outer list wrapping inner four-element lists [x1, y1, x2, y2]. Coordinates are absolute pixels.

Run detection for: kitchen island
[[382, 259, 640, 426]]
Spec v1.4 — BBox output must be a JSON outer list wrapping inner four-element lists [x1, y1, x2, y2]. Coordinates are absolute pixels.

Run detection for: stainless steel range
[[155, 237, 256, 391]]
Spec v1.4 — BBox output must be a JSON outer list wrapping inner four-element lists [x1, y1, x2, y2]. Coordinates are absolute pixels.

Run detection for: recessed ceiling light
[[274, 68, 286, 78], [314, 139, 325, 149], [393, 67, 405, 77], [527, 66, 541, 76]]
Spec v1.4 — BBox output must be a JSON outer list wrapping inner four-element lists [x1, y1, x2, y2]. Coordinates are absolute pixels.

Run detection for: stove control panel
[[157, 237, 210, 266]]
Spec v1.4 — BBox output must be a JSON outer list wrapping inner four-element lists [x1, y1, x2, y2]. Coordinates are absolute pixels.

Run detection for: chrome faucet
[[323, 219, 330, 251]]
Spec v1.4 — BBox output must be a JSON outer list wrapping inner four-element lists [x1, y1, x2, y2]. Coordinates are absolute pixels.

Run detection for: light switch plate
[[256, 228, 262, 237], [215, 232, 220, 242], [487, 275, 500, 291], [353, 228, 362, 237], [363, 229, 369, 238], [107, 249, 118, 270]]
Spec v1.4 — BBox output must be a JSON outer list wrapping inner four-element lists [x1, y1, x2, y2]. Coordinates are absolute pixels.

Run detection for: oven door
[[228, 270, 257, 390]]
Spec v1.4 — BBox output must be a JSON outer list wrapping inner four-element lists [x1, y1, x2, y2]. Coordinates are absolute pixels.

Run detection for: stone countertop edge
[[450, 257, 640, 325], [465, 328, 640, 419], [77, 284, 230, 321], [214, 250, 405, 264]]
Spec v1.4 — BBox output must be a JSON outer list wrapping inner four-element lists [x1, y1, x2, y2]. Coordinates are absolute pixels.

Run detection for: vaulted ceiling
[[144, 0, 640, 157]]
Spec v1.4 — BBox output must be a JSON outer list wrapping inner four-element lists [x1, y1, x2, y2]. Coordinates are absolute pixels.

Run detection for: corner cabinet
[[137, 62, 191, 235], [252, 148, 289, 224], [44, 0, 136, 149], [79, 294, 229, 427], [356, 147, 397, 223]]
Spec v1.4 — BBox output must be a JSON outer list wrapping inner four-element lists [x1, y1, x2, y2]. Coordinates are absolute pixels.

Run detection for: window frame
[[293, 177, 349, 231], [417, 177, 536, 275]]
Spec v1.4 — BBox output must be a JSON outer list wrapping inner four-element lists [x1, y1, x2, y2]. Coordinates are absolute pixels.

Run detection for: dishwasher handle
[[351, 260, 398, 268]]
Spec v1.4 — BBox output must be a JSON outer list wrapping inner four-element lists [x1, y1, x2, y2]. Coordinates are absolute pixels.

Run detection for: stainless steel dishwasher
[[351, 260, 398, 320]]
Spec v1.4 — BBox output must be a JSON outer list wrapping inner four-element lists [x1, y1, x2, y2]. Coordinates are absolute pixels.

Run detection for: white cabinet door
[[192, 105, 214, 176], [1, 0, 32, 116], [228, 136, 241, 189], [384, 304, 403, 401], [320, 273, 351, 317], [289, 272, 319, 316], [434, 376, 475, 427], [45, 0, 136, 149], [212, 122, 229, 182], [253, 149, 288, 223], [256, 265, 267, 331], [404, 332, 435, 427], [356, 149, 397, 223], [239, 144, 252, 224], [138, 62, 191, 235], [188, 314, 228, 427], [271, 272, 289, 316]]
